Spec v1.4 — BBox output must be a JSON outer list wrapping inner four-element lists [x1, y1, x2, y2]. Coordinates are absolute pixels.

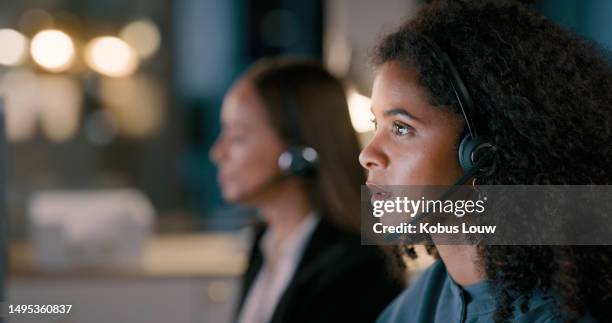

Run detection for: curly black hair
[[372, 0, 612, 322]]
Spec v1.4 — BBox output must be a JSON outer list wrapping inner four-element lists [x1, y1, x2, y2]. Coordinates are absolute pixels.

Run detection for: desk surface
[[9, 233, 248, 279]]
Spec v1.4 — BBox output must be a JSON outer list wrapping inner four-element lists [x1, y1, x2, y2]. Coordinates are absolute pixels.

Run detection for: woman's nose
[[209, 135, 224, 164], [359, 137, 388, 171]]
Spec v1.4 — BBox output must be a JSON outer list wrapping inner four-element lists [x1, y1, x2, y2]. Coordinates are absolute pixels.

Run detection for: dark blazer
[[235, 217, 404, 323]]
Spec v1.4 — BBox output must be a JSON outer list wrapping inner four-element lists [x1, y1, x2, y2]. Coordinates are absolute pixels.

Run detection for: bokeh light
[[99, 76, 164, 138], [120, 19, 161, 59], [38, 75, 82, 142], [347, 89, 374, 133], [30, 29, 75, 72], [0, 68, 39, 142], [0, 29, 28, 66], [85, 36, 139, 77]]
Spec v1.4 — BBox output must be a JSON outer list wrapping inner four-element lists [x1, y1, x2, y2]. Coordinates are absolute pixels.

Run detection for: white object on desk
[[28, 189, 154, 270]]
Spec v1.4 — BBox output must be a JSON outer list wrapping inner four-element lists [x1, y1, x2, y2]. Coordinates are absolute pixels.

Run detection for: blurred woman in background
[[210, 57, 403, 323]]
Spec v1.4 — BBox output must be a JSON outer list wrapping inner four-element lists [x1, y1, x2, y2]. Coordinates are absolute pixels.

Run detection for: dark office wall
[[537, 0, 612, 52], [245, 0, 323, 59]]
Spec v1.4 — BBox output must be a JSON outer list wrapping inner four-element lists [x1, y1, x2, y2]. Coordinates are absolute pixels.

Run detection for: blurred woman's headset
[[276, 78, 319, 178], [231, 76, 320, 201]]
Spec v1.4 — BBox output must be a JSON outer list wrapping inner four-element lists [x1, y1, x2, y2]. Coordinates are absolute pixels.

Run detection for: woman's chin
[[220, 187, 240, 203], [222, 188, 259, 206]]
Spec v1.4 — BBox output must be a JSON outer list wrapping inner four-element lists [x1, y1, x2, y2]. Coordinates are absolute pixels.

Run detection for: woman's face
[[210, 79, 285, 203], [359, 61, 465, 187]]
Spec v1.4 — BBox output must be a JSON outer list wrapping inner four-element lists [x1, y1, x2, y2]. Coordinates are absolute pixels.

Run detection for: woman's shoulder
[[512, 291, 597, 323], [307, 223, 396, 276], [375, 260, 448, 323], [375, 259, 596, 323], [308, 218, 382, 260]]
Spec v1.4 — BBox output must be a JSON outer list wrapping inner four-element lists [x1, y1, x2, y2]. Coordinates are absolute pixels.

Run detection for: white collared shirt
[[237, 213, 320, 323]]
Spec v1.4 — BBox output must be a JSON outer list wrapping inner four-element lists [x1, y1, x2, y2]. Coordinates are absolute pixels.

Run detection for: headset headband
[[278, 74, 304, 146], [420, 35, 479, 139]]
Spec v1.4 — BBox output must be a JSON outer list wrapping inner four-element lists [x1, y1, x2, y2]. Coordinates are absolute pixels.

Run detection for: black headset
[[379, 37, 499, 241], [276, 77, 319, 178], [421, 35, 496, 176], [384, 36, 499, 236]]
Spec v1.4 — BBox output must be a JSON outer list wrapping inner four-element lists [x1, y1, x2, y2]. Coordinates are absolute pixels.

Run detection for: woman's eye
[[370, 117, 378, 130], [229, 133, 246, 143], [392, 122, 413, 136]]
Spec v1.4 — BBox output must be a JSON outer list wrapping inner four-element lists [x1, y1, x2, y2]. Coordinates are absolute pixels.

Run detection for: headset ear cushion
[[278, 146, 318, 177], [458, 134, 481, 173], [459, 135, 495, 174]]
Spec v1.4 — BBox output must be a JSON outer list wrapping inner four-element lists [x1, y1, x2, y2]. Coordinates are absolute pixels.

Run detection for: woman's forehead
[[372, 62, 460, 124], [222, 81, 269, 125], [373, 63, 427, 105]]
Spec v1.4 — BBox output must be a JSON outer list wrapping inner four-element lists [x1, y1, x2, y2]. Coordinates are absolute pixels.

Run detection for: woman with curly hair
[[360, 0, 612, 322]]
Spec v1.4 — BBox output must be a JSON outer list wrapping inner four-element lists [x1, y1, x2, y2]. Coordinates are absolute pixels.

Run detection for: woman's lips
[[217, 172, 232, 186], [366, 181, 392, 201]]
